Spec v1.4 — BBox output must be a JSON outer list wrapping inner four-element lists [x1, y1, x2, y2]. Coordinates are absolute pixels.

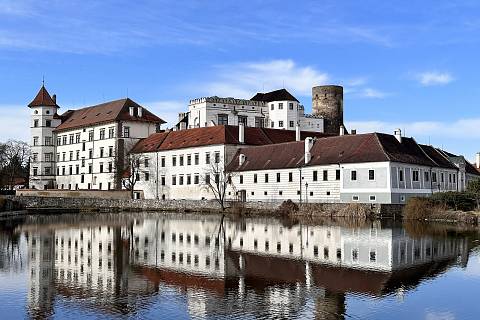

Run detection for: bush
[[276, 200, 299, 216], [403, 197, 437, 220], [431, 192, 475, 212]]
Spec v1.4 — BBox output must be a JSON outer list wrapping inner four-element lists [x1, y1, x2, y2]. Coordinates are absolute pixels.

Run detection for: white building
[[28, 85, 165, 190], [226, 130, 476, 204], [130, 124, 327, 200], [177, 88, 324, 133]]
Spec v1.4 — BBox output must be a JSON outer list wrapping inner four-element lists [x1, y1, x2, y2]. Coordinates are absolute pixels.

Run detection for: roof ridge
[[372, 133, 392, 162]]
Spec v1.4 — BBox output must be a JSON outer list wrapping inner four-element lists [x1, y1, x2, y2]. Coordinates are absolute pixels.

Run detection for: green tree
[[467, 179, 480, 210]]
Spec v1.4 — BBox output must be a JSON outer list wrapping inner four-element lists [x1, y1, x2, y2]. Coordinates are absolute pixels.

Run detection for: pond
[[0, 212, 479, 319]]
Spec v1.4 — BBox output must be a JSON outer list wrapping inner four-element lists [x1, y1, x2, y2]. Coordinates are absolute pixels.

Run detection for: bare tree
[[0, 140, 30, 190], [122, 153, 144, 199], [200, 156, 236, 211]]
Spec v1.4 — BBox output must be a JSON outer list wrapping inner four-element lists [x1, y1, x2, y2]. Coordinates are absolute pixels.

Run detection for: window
[[88, 130, 94, 141], [144, 158, 149, 167], [194, 153, 199, 165], [323, 170, 328, 181], [399, 169, 404, 182], [270, 104, 274, 110], [160, 176, 165, 186], [33, 136, 39, 146], [81, 158, 85, 167], [238, 116, 247, 126], [100, 129, 105, 140], [413, 170, 419, 182], [369, 169, 375, 181], [179, 155, 184, 166], [161, 157, 165, 167], [76, 150, 80, 160], [276, 172, 281, 182], [424, 171, 430, 182], [46, 120, 51, 127], [205, 153, 210, 164], [179, 175, 184, 185], [172, 175, 176, 185], [278, 121, 284, 128], [239, 175, 243, 184], [123, 126, 130, 138], [351, 170, 357, 181], [336, 169, 340, 180], [186, 174, 191, 184], [33, 119, 39, 127], [278, 103, 283, 110], [370, 250, 376, 262], [289, 102, 294, 110], [75, 133, 80, 143], [69, 151, 73, 161], [89, 149, 93, 159], [313, 171, 318, 181], [69, 134, 74, 144], [99, 163, 104, 173], [45, 167, 51, 175], [218, 114, 228, 125], [62, 136, 67, 145], [57, 137, 61, 146], [289, 172, 293, 182], [264, 173, 269, 183], [100, 147, 104, 158], [33, 167, 38, 176], [75, 165, 79, 175], [254, 174, 257, 183], [62, 153, 66, 161], [69, 166, 73, 175], [108, 127, 115, 138], [441, 173, 444, 183], [145, 172, 150, 181], [172, 156, 177, 166], [369, 195, 376, 201], [82, 142, 86, 151], [187, 154, 191, 165], [205, 174, 210, 184], [352, 195, 359, 201], [289, 121, 294, 128], [108, 146, 113, 157], [255, 117, 264, 128], [214, 152, 220, 163], [194, 174, 199, 184], [271, 121, 274, 128], [45, 136, 52, 146], [81, 175, 85, 183], [88, 164, 92, 174], [352, 249, 359, 261]]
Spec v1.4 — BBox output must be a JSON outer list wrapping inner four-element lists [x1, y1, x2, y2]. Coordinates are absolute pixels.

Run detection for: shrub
[[431, 192, 475, 212], [403, 197, 437, 220], [276, 200, 299, 216]]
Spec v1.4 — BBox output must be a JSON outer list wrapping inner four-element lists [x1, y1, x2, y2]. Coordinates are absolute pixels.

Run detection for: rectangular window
[[239, 175, 243, 184], [76, 165, 79, 175], [289, 121, 294, 128], [215, 152, 220, 163], [255, 117, 264, 128], [432, 172, 437, 183], [194, 153, 199, 165], [351, 170, 357, 181], [265, 173, 269, 183], [172, 156, 177, 166], [238, 116, 247, 126], [33, 119, 38, 127], [69, 151, 73, 161], [205, 153, 210, 164], [62, 136, 67, 145], [369, 195, 376, 201], [99, 163, 104, 173], [172, 175, 176, 185], [45, 136, 52, 146], [108, 162, 112, 172], [76, 150, 80, 160], [313, 171, 318, 181], [88, 164, 92, 174], [108, 127, 115, 138], [45, 119, 51, 127], [218, 114, 228, 125], [413, 170, 419, 182], [186, 174, 191, 184], [205, 174, 210, 184], [270, 104, 274, 110], [254, 174, 258, 183], [33, 136, 39, 146], [81, 158, 85, 167], [89, 149, 93, 159], [278, 121, 284, 128], [81, 175, 85, 183], [276, 172, 281, 183], [424, 171, 430, 182], [82, 142, 86, 151], [179, 155, 184, 166], [100, 147, 104, 158], [33, 167, 38, 175], [323, 170, 328, 181], [179, 175, 184, 185], [100, 129, 105, 140], [187, 154, 191, 165], [144, 158, 149, 167], [161, 157, 165, 167], [57, 137, 61, 146], [194, 174, 199, 184], [352, 195, 359, 201], [123, 126, 130, 138], [75, 133, 80, 143], [336, 169, 340, 180], [88, 130, 94, 141], [271, 121, 274, 128], [278, 103, 283, 110], [161, 176, 166, 186], [289, 172, 293, 182], [369, 169, 375, 181], [145, 172, 149, 181], [289, 102, 294, 110], [62, 153, 66, 161], [399, 169, 404, 182], [69, 134, 74, 144]]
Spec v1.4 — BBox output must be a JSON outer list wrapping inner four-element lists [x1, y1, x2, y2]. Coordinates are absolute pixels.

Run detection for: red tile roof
[[54, 98, 165, 132], [28, 85, 59, 108], [228, 133, 452, 172], [130, 125, 330, 153]]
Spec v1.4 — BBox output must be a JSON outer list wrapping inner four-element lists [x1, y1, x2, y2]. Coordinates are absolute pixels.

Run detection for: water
[[1, 212, 479, 319]]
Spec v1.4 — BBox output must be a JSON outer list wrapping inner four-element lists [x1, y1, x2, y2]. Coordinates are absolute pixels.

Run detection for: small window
[[413, 170, 419, 182], [264, 173, 269, 183], [351, 170, 357, 181], [313, 171, 318, 181], [369, 195, 376, 201], [276, 172, 280, 183], [289, 172, 293, 182], [352, 195, 359, 201], [399, 170, 404, 182], [369, 169, 375, 181], [336, 170, 340, 180], [278, 121, 284, 128], [323, 170, 328, 181]]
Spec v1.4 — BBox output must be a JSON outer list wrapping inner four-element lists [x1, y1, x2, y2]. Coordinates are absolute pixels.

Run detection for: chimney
[[476, 152, 480, 169], [129, 106, 135, 117], [239, 122, 245, 144], [295, 123, 301, 141], [52, 94, 56, 104], [305, 137, 314, 164], [351, 129, 356, 135], [138, 107, 143, 117], [239, 154, 246, 166], [394, 128, 402, 143], [339, 125, 345, 136]]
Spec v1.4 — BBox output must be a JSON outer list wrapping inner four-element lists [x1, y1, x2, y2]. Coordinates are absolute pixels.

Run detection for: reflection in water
[[0, 213, 477, 319]]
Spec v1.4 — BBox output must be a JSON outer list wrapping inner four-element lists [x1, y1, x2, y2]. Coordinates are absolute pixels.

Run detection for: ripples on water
[[0, 213, 480, 319]]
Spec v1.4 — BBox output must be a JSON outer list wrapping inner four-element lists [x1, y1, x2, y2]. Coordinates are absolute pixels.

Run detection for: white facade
[[182, 96, 324, 132]]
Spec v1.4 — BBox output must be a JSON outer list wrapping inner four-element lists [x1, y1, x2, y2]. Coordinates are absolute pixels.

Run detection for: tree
[[467, 179, 480, 210], [0, 140, 30, 190], [200, 156, 236, 211], [122, 154, 144, 199]]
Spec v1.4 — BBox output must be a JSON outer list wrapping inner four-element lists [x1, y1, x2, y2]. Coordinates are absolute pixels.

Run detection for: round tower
[[312, 85, 343, 135]]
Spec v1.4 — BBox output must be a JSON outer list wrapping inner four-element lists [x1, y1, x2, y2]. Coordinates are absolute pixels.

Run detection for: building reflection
[[19, 214, 472, 319]]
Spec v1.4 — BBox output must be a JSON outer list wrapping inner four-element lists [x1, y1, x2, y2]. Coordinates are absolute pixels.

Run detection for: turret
[[312, 85, 344, 135]]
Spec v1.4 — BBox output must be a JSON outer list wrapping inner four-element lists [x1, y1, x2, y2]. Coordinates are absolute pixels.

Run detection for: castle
[[27, 84, 480, 204]]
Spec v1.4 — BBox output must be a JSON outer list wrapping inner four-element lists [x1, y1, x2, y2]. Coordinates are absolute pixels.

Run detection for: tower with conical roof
[[28, 84, 61, 189]]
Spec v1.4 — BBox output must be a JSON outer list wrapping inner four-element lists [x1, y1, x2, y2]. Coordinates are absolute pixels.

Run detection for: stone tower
[[312, 85, 343, 135]]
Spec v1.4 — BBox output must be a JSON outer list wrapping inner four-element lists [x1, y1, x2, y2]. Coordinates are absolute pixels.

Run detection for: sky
[[0, 0, 479, 160]]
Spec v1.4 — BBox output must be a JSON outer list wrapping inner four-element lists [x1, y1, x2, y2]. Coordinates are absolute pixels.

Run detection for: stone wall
[[16, 189, 132, 200]]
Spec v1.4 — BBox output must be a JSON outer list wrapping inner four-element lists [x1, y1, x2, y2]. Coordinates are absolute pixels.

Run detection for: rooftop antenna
[[42, 75, 45, 86]]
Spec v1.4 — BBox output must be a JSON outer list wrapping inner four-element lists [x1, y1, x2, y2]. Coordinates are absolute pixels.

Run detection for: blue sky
[[0, 0, 479, 160]]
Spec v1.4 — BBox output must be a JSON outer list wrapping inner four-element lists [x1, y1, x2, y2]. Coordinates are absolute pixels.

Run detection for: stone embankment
[[3, 195, 404, 218]]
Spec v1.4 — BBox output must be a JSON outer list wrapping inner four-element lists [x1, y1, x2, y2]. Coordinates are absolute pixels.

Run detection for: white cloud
[[425, 311, 456, 320], [358, 88, 388, 99], [0, 106, 30, 142], [143, 100, 187, 129], [200, 59, 329, 99], [416, 72, 454, 86]]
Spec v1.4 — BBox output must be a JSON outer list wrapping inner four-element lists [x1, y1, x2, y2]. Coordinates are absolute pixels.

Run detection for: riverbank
[[2, 195, 402, 219]]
